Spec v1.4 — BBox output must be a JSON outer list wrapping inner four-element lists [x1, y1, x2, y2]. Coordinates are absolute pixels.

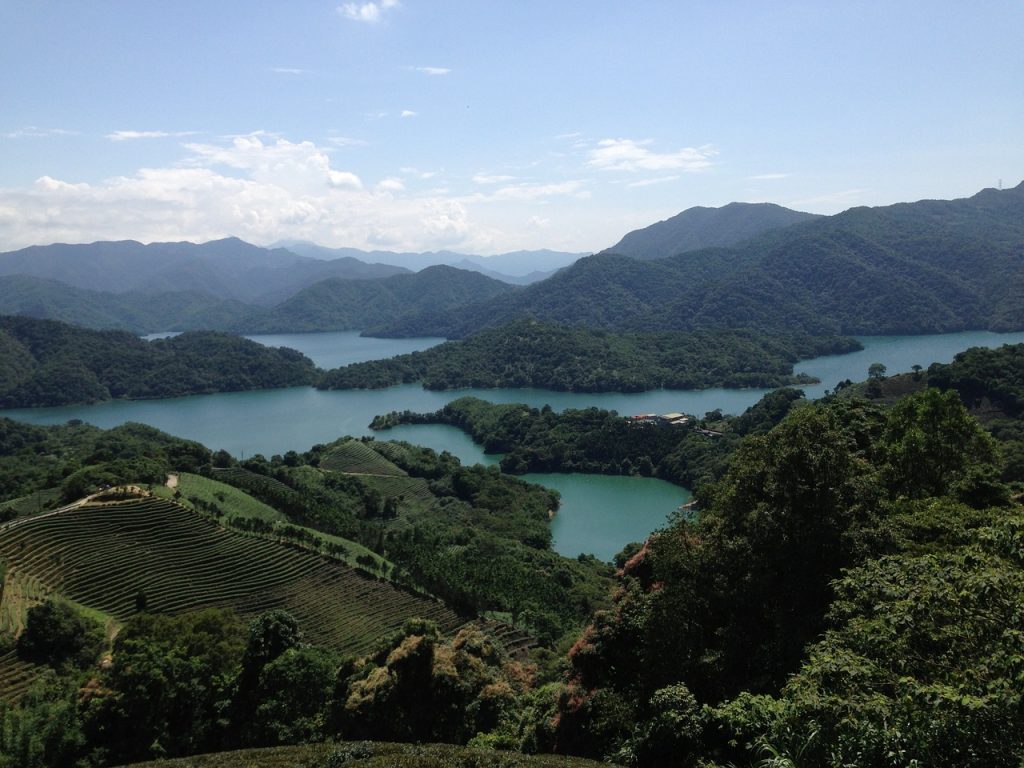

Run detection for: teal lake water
[[6, 329, 1024, 559]]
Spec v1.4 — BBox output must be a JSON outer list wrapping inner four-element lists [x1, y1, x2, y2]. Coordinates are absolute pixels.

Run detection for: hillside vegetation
[[123, 742, 611, 767], [0, 494, 462, 655], [239, 265, 515, 334], [375, 183, 1024, 338], [320, 319, 859, 392], [0, 315, 317, 408]]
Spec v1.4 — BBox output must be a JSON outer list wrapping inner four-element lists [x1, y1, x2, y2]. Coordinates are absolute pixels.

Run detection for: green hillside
[[601, 201, 821, 260], [0, 274, 262, 333], [374, 182, 1024, 338], [238, 265, 516, 333], [0, 494, 463, 655], [320, 319, 859, 392], [0, 315, 318, 408]]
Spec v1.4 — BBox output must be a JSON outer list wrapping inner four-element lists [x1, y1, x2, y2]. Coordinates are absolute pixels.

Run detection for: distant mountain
[[275, 240, 584, 281], [601, 202, 821, 260], [0, 237, 408, 306], [373, 182, 1024, 338], [0, 274, 263, 333], [237, 264, 517, 334]]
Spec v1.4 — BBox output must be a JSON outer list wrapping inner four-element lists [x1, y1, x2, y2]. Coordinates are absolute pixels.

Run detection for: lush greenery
[[320, 319, 859, 392], [543, 389, 1019, 766], [4, 360, 1024, 766], [927, 343, 1024, 487], [0, 315, 317, 408], [374, 182, 1024, 338], [372, 388, 806, 489], [124, 741, 608, 767], [238, 265, 514, 334]]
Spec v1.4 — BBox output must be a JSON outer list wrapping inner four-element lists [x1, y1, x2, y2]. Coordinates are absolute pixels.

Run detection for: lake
[[6, 329, 1024, 559]]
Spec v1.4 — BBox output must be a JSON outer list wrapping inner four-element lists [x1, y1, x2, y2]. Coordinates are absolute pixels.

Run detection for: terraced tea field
[[320, 439, 406, 476], [0, 496, 463, 655], [0, 649, 44, 703]]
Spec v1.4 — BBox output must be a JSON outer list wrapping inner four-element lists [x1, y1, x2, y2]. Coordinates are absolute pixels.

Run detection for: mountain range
[[374, 182, 1024, 338], [0, 182, 1021, 338]]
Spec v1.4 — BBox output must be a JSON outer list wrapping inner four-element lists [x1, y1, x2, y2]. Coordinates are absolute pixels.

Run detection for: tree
[[17, 599, 102, 670]]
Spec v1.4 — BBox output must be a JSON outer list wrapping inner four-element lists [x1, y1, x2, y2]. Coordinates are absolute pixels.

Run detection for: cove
[[521, 473, 692, 561]]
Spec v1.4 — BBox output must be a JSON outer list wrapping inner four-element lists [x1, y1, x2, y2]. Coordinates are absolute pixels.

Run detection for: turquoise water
[[7, 329, 1024, 561], [522, 473, 692, 560]]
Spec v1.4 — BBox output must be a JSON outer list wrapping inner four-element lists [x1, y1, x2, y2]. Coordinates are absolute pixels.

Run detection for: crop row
[[0, 497, 463, 654], [210, 467, 295, 495], [359, 475, 434, 503], [0, 649, 43, 703], [320, 440, 406, 476]]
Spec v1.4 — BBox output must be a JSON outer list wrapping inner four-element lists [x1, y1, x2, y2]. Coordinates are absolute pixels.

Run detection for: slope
[[0, 493, 463, 656], [376, 182, 1024, 338], [0, 315, 318, 408], [601, 201, 821, 259], [239, 264, 517, 334]]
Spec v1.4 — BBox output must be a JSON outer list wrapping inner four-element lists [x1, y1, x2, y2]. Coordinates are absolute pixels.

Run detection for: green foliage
[[243, 265, 514, 334], [81, 609, 246, 764], [16, 599, 103, 670], [321, 320, 856, 393], [0, 315, 318, 408], [374, 183, 1024, 338], [549, 391, 1015, 762], [713, 513, 1024, 768]]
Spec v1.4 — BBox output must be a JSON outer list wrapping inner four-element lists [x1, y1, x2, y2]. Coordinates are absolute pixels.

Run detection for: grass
[[0, 496, 464, 656], [0, 487, 63, 520], [120, 742, 612, 768], [153, 472, 287, 523]]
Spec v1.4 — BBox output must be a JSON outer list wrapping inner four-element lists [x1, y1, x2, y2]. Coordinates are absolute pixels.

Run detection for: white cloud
[[626, 175, 680, 188], [0, 133, 499, 252], [400, 110, 418, 118], [2, 127, 77, 139], [412, 66, 451, 76], [338, 0, 398, 23], [107, 130, 197, 141], [400, 167, 439, 180], [484, 180, 587, 202], [748, 173, 790, 181], [587, 139, 716, 172], [327, 135, 369, 147], [472, 174, 516, 185], [271, 67, 308, 75]]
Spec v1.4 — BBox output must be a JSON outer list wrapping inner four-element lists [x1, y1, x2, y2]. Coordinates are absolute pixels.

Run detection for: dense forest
[[320, 319, 859, 392], [371, 388, 806, 489], [0, 316, 317, 408], [374, 183, 1024, 338]]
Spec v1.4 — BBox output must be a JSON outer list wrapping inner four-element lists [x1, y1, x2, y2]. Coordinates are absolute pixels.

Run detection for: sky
[[1, 1, 1022, 256]]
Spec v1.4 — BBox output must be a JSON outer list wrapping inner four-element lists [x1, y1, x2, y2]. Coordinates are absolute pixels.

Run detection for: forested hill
[[374, 182, 1024, 338], [601, 201, 821, 260], [237, 264, 517, 334], [0, 315, 317, 408], [319, 319, 860, 392], [0, 274, 263, 334]]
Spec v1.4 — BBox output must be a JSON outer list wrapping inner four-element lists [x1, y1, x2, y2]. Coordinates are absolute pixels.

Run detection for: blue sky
[[1, 1, 1021, 254]]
